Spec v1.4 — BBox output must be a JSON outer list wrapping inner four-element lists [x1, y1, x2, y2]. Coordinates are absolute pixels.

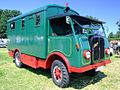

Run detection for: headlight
[[105, 48, 110, 55], [83, 50, 91, 60]]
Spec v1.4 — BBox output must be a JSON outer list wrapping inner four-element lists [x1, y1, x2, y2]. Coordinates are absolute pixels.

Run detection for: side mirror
[[66, 16, 70, 24]]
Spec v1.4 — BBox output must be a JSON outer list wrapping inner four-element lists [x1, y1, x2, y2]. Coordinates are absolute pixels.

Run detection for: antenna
[[66, 2, 68, 7], [64, 2, 70, 13]]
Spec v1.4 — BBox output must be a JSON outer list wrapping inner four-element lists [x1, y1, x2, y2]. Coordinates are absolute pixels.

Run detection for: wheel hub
[[53, 66, 62, 82], [15, 53, 21, 65]]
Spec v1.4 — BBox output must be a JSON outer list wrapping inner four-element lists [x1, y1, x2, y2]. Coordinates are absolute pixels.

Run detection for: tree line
[[108, 31, 120, 41], [0, 9, 21, 38], [108, 20, 120, 41]]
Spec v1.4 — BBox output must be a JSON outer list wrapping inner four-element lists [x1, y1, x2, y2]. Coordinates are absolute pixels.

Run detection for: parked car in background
[[114, 45, 120, 56], [110, 47, 113, 56], [0, 39, 8, 48]]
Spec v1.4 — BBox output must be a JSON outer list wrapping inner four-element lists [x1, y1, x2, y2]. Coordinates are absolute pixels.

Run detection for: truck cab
[[48, 14, 110, 67]]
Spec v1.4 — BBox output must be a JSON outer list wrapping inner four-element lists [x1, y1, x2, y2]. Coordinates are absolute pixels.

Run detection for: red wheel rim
[[53, 66, 62, 82]]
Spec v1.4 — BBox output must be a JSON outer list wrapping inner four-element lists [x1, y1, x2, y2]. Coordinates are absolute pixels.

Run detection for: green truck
[[7, 4, 111, 87]]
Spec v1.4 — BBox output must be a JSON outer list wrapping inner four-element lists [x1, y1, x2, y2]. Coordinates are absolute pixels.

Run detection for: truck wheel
[[51, 60, 69, 88], [84, 69, 98, 77], [14, 52, 23, 68], [110, 52, 113, 56]]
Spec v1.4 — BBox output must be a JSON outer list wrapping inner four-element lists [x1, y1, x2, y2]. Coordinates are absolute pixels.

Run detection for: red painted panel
[[45, 52, 71, 72], [20, 54, 38, 68], [8, 50, 111, 74], [8, 50, 14, 57], [8, 50, 46, 69], [37, 59, 46, 69], [69, 60, 111, 73]]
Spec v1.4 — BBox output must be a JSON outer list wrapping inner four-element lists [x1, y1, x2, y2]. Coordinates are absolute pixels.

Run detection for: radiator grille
[[89, 36, 104, 62]]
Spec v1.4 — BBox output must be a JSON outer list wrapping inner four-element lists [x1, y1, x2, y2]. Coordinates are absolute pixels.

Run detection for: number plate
[[96, 66, 104, 72]]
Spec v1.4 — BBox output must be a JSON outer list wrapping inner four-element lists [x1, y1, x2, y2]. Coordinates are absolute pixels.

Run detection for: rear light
[[105, 48, 110, 55], [84, 50, 91, 60]]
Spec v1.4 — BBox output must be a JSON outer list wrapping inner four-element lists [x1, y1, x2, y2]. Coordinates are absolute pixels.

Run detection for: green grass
[[0, 48, 120, 90]]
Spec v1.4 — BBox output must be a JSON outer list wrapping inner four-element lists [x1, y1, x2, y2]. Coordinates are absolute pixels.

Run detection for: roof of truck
[[8, 4, 104, 24], [7, 4, 79, 22], [49, 13, 105, 24]]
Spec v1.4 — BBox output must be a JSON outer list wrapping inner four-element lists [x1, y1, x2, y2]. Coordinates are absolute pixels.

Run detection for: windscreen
[[50, 17, 83, 36], [72, 17, 105, 36], [49, 16, 105, 36]]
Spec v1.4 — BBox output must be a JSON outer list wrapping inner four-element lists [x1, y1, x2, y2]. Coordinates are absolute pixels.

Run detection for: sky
[[0, 0, 119, 35]]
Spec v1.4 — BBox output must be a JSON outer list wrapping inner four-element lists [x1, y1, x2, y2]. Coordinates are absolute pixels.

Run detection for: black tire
[[84, 69, 98, 77], [110, 52, 113, 56], [14, 52, 23, 68], [51, 60, 69, 88]]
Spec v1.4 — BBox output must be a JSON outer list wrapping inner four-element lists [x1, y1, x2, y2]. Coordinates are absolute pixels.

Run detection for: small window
[[10, 22, 15, 29], [35, 13, 40, 25], [22, 18, 25, 28]]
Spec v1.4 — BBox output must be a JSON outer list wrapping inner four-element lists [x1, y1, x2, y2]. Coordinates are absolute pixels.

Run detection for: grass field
[[0, 48, 120, 90]]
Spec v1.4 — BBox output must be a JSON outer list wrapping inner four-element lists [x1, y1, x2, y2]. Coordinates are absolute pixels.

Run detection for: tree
[[0, 9, 21, 38], [86, 15, 100, 21], [116, 20, 120, 31], [116, 31, 120, 39], [108, 32, 114, 41], [108, 31, 120, 41]]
